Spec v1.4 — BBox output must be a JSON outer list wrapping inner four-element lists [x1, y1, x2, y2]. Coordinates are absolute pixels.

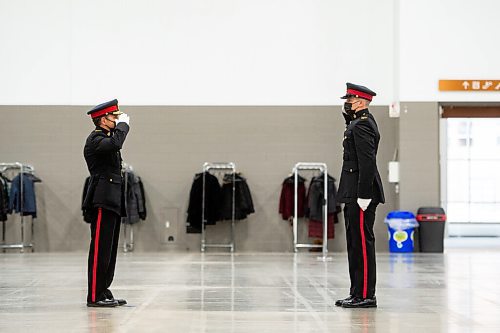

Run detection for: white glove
[[116, 113, 130, 126], [357, 198, 372, 211]]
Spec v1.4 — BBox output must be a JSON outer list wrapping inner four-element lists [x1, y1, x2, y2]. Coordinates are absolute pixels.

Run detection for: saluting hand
[[116, 113, 130, 126]]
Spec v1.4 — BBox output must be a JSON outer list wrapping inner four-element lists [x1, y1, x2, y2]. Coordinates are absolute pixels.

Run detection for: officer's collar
[[95, 126, 111, 136], [352, 108, 370, 119]]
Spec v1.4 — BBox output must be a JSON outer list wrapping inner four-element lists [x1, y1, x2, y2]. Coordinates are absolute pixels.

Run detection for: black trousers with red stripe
[[87, 208, 121, 303], [344, 202, 378, 299]]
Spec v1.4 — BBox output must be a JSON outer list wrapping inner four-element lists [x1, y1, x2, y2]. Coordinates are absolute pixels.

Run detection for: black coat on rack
[[305, 174, 341, 221], [121, 171, 147, 225], [0, 174, 10, 221], [220, 173, 255, 220], [186, 172, 222, 233]]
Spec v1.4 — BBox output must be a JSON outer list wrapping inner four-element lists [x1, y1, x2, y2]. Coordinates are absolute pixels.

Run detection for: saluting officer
[[82, 99, 130, 307], [335, 83, 385, 308]]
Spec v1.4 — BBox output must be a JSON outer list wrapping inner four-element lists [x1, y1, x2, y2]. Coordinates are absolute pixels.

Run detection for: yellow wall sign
[[439, 80, 500, 91]]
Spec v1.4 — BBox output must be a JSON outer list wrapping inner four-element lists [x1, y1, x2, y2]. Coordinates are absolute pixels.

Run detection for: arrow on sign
[[462, 81, 470, 89], [496, 83, 500, 90]]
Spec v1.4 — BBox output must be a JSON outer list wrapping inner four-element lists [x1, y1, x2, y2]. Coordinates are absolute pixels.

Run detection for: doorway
[[440, 105, 500, 237]]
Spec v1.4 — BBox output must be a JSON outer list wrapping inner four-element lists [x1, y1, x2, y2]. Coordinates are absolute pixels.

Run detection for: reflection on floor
[[445, 236, 500, 249], [1, 250, 500, 332]]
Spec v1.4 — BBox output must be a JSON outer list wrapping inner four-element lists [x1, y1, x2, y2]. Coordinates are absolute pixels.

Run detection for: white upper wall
[[0, 0, 498, 105], [0, 0, 394, 105], [399, 0, 500, 102]]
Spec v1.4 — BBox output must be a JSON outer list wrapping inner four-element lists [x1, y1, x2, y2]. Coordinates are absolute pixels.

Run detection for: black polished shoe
[[113, 298, 127, 306], [342, 296, 377, 308], [86, 299, 118, 307], [105, 289, 127, 306], [335, 295, 354, 307]]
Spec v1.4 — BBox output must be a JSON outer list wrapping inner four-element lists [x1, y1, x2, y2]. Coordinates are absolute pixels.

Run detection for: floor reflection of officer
[[83, 99, 130, 307], [335, 83, 385, 308]]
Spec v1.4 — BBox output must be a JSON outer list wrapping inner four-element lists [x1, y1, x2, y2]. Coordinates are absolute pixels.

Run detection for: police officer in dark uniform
[[335, 83, 385, 308], [82, 99, 130, 307]]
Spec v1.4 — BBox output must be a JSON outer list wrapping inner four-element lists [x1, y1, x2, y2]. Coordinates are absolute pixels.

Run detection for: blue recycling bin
[[384, 211, 419, 253]]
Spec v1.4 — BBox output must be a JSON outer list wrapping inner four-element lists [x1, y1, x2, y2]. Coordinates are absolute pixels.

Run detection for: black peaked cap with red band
[[87, 99, 122, 119], [340, 82, 376, 101]]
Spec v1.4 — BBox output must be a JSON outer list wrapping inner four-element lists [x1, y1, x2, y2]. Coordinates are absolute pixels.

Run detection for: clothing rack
[[0, 162, 36, 253], [201, 162, 236, 252], [292, 162, 329, 259], [122, 163, 135, 253]]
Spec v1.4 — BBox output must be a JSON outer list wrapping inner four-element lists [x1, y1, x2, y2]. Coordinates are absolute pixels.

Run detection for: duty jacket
[[82, 123, 129, 216], [0, 175, 9, 221], [337, 109, 385, 204], [9, 173, 38, 217], [279, 175, 306, 220], [305, 174, 341, 221], [220, 173, 255, 220], [186, 172, 222, 233], [122, 171, 147, 224]]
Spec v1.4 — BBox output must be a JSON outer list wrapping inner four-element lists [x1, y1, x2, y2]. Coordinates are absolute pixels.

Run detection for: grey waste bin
[[416, 207, 446, 253]]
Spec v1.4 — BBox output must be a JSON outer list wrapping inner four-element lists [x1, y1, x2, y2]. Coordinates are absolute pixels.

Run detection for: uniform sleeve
[[352, 120, 376, 199], [92, 123, 130, 153]]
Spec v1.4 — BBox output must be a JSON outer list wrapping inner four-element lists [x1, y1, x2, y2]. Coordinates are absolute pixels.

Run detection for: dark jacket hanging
[[121, 171, 147, 225], [279, 175, 306, 220], [9, 173, 38, 218], [305, 174, 341, 239], [186, 172, 222, 233], [220, 173, 255, 220], [0, 174, 10, 221], [305, 174, 340, 221]]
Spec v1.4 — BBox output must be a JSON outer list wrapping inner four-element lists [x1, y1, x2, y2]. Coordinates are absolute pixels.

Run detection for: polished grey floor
[[1, 249, 500, 332]]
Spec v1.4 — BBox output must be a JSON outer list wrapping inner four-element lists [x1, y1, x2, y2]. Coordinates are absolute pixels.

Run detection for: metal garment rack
[[292, 162, 329, 259], [0, 162, 36, 253], [201, 162, 236, 253], [122, 163, 135, 253]]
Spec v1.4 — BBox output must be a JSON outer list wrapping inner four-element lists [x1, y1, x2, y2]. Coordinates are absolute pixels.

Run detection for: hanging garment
[[220, 173, 255, 220], [186, 172, 222, 233], [0, 174, 10, 221], [9, 173, 38, 217], [121, 171, 147, 225], [279, 175, 306, 220], [306, 174, 341, 239]]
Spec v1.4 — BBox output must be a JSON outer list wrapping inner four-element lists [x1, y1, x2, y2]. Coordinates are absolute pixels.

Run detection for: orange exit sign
[[439, 80, 500, 91]]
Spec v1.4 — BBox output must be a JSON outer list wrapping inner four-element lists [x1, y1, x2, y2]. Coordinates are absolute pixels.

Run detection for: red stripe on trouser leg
[[92, 208, 103, 302], [360, 208, 368, 298]]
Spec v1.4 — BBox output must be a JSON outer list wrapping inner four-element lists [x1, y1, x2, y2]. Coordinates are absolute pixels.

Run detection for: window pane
[[447, 119, 470, 160], [469, 119, 500, 160], [469, 203, 500, 223], [447, 160, 469, 202], [447, 203, 470, 223], [469, 160, 499, 202]]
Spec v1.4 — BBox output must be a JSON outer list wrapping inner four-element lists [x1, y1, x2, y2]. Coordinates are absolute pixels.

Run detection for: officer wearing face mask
[[82, 99, 130, 307], [335, 83, 385, 308]]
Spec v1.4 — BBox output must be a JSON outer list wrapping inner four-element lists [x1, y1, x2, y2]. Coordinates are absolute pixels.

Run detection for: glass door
[[443, 118, 500, 236]]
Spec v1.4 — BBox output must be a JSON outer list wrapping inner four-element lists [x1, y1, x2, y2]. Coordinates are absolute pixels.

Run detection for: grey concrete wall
[[398, 102, 440, 210], [0, 105, 397, 252]]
